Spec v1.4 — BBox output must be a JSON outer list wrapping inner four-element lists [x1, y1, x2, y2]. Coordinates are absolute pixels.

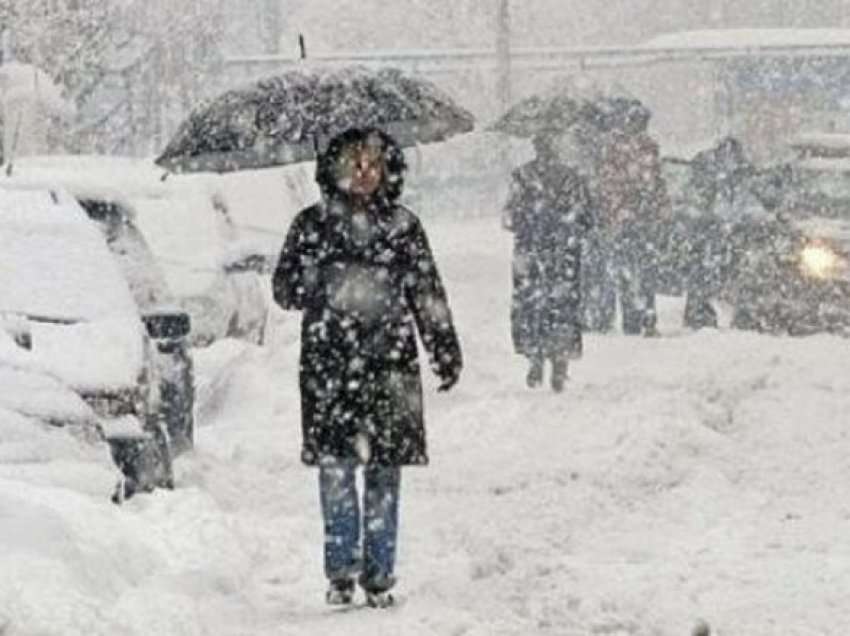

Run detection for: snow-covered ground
[[3, 199, 850, 635]]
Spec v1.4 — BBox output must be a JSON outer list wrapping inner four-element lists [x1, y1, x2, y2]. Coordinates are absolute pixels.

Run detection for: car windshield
[[0, 188, 137, 321]]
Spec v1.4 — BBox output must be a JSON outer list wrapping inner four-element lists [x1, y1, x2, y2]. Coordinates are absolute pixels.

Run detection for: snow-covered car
[[0, 183, 193, 500], [659, 152, 850, 334], [203, 160, 319, 256], [761, 156, 850, 332], [0, 328, 101, 432], [3, 155, 270, 347]]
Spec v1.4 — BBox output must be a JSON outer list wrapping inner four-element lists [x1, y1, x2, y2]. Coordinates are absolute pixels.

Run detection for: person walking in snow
[[585, 120, 670, 336], [503, 131, 594, 392], [683, 136, 759, 329], [272, 127, 462, 608]]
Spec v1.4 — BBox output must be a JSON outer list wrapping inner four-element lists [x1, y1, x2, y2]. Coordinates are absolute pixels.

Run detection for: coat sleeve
[[650, 162, 673, 221], [404, 219, 463, 383], [272, 210, 319, 311], [566, 177, 595, 235]]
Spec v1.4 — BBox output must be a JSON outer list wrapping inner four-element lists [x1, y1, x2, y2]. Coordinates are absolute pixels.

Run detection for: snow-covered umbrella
[[155, 66, 475, 174], [489, 91, 603, 138], [489, 76, 649, 138], [593, 95, 651, 135]]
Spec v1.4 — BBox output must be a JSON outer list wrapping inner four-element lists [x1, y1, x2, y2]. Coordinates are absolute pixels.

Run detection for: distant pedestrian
[[683, 136, 759, 329], [503, 131, 594, 391], [272, 127, 462, 608], [587, 125, 669, 336]]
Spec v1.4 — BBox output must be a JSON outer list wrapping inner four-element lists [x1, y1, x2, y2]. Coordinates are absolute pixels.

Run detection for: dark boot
[[622, 306, 643, 335], [526, 356, 544, 388], [365, 589, 395, 608], [643, 311, 660, 337], [643, 324, 660, 337], [684, 294, 718, 329], [551, 355, 568, 393], [326, 578, 355, 606]]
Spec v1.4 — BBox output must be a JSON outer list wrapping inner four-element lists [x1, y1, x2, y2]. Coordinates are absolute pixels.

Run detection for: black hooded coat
[[272, 128, 462, 466], [504, 155, 594, 358]]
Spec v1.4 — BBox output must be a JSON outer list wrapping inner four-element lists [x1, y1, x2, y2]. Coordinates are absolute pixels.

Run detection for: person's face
[[336, 141, 384, 197]]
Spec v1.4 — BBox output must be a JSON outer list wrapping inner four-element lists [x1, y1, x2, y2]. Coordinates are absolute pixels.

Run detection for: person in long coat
[[272, 127, 462, 608], [503, 132, 594, 392], [587, 127, 670, 335], [683, 136, 758, 329]]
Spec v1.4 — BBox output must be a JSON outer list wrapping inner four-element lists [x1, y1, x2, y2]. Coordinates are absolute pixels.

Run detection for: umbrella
[[593, 96, 651, 135], [489, 91, 603, 138], [489, 75, 649, 138], [155, 66, 475, 174]]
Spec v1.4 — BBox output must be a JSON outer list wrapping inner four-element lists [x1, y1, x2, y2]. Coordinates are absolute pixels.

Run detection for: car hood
[[794, 217, 850, 251], [3, 316, 145, 395]]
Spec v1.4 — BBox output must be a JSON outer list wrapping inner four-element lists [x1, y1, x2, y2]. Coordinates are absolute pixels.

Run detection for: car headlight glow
[[800, 244, 841, 278]]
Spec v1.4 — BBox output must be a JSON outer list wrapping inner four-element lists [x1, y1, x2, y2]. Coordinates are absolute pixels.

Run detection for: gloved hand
[[437, 366, 460, 393]]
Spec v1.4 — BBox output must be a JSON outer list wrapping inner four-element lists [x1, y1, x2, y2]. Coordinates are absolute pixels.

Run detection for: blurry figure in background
[[503, 130, 594, 392], [272, 127, 462, 608], [682, 136, 760, 329], [584, 98, 670, 336]]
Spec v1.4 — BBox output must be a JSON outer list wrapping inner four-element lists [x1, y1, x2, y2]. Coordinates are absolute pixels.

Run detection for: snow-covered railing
[[226, 37, 850, 76]]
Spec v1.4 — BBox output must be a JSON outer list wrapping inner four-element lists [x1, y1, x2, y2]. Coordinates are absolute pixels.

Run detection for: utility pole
[[494, 0, 513, 218], [776, 0, 795, 27], [709, 0, 725, 27], [0, 27, 7, 164], [496, 0, 511, 117], [262, 0, 282, 54]]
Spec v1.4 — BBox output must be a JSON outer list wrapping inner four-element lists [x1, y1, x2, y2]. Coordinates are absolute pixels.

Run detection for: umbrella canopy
[[490, 76, 649, 138], [593, 96, 651, 135], [155, 66, 475, 174], [489, 91, 602, 138]]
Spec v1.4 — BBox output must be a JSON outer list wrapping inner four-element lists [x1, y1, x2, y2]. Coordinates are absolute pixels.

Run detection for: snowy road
[[3, 215, 850, 635]]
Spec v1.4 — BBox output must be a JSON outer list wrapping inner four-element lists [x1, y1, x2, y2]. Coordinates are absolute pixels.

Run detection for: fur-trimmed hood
[[314, 127, 408, 205]]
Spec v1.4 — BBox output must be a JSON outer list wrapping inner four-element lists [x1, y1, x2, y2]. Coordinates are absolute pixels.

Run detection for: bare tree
[[2, 0, 226, 155]]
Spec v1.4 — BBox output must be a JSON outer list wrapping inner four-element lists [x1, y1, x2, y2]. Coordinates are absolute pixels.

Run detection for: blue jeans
[[319, 458, 401, 592]]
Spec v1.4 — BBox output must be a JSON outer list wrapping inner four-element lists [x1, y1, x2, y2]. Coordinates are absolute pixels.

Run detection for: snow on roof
[[790, 133, 850, 150], [0, 62, 72, 116], [641, 29, 850, 51], [795, 157, 850, 173]]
